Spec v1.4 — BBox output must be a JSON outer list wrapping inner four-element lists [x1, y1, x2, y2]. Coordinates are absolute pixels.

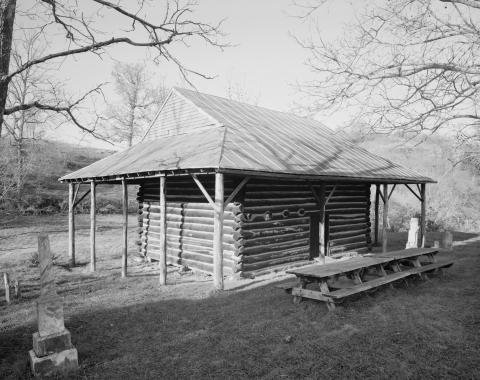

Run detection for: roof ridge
[[140, 88, 175, 142], [174, 87, 228, 169], [172, 87, 224, 129], [173, 86, 324, 126]]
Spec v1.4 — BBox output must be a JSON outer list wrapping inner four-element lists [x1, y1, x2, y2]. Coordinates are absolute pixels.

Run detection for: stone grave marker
[[29, 234, 78, 376], [405, 217, 420, 249], [442, 230, 453, 251]]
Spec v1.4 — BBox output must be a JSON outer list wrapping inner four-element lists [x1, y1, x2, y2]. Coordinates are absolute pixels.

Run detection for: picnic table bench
[[280, 248, 453, 311]]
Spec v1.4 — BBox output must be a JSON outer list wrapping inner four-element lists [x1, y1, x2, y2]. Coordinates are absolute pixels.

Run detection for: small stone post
[[13, 279, 21, 299], [3, 272, 10, 304], [29, 234, 78, 376]]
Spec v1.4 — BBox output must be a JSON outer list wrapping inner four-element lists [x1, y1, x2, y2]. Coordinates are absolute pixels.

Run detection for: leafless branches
[[0, 0, 226, 137], [103, 62, 168, 146], [295, 0, 480, 145]]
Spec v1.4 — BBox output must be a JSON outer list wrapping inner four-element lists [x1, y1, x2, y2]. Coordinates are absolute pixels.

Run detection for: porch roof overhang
[[59, 125, 435, 185]]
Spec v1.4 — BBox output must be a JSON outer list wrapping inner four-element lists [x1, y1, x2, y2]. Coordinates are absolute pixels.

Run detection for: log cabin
[[60, 88, 434, 289]]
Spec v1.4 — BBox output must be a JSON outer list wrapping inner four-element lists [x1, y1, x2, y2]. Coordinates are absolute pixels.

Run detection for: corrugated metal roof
[[60, 87, 434, 183], [60, 127, 225, 181]]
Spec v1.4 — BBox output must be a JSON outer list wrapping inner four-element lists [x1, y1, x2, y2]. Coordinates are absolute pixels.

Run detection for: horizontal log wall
[[137, 175, 371, 278], [137, 176, 239, 274], [235, 179, 371, 276]]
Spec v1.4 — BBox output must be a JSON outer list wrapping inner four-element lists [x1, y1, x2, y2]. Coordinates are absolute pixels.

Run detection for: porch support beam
[[90, 181, 96, 272], [318, 184, 327, 260], [121, 178, 128, 278], [378, 187, 385, 203], [374, 184, 380, 246], [310, 184, 327, 260], [224, 176, 250, 209], [191, 174, 216, 210], [405, 184, 422, 202], [382, 183, 389, 253], [420, 183, 426, 248], [388, 184, 396, 200], [73, 188, 91, 208], [159, 176, 167, 285], [213, 172, 224, 290], [68, 183, 76, 266], [325, 185, 336, 206], [73, 184, 80, 203]]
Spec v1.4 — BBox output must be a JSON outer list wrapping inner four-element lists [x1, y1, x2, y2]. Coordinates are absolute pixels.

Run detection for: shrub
[[99, 204, 118, 214], [29, 251, 59, 267]]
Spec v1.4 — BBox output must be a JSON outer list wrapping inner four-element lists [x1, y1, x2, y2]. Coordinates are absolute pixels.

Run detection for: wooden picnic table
[[287, 256, 392, 279], [376, 247, 439, 261], [282, 248, 453, 311]]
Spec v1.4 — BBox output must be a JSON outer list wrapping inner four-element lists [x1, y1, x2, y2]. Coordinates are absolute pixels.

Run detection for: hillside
[[1, 135, 478, 232], [359, 134, 480, 232], [0, 140, 138, 217]]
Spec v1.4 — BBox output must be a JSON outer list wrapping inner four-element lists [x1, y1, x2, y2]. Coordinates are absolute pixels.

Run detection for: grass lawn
[[0, 214, 479, 379]]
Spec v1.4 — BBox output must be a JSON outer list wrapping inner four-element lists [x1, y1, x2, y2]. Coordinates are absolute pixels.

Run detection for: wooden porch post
[[68, 183, 75, 266], [420, 183, 426, 248], [318, 184, 326, 262], [213, 172, 224, 290], [159, 176, 167, 285], [382, 183, 389, 253], [309, 213, 320, 260], [121, 178, 128, 278], [90, 181, 96, 272], [374, 184, 380, 246]]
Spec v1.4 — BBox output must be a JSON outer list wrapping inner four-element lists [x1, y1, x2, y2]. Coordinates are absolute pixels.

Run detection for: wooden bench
[[326, 260, 454, 300], [274, 281, 297, 294], [282, 253, 454, 310]]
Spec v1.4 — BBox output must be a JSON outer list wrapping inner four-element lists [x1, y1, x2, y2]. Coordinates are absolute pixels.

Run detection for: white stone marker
[[29, 234, 78, 376], [442, 230, 453, 251], [405, 218, 420, 249]]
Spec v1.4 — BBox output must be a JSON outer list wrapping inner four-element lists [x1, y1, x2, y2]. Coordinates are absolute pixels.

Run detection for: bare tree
[[1, 31, 62, 200], [0, 0, 16, 138], [3, 32, 45, 199], [295, 0, 480, 146], [0, 0, 225, 138], [105, 62, 168, 147], [226, 75, 260, 105]]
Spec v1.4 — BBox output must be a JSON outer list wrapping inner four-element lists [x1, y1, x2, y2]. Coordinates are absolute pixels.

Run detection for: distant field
[[0, 214, 479, 379]]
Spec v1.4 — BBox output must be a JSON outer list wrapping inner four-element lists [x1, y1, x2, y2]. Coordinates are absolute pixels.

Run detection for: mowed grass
[[0, 214, 479, 379]]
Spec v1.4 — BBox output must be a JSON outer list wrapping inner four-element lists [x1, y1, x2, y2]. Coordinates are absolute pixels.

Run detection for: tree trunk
[[0, 0, 16, 138], [15, 138, 25, 198], [126, 98, 137, 147]]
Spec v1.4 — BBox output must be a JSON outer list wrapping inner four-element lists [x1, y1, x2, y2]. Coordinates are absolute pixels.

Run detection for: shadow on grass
[[1, 235, 479, 380], [450, 231, 479, 241]]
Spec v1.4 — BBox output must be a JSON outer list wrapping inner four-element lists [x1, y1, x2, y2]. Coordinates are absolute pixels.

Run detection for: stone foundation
[[33, 329, 72, 357], [29, 348, 78, 377]]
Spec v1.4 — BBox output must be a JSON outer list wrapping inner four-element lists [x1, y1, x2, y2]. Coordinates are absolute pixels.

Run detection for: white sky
[[16, 0, 357, 150]]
